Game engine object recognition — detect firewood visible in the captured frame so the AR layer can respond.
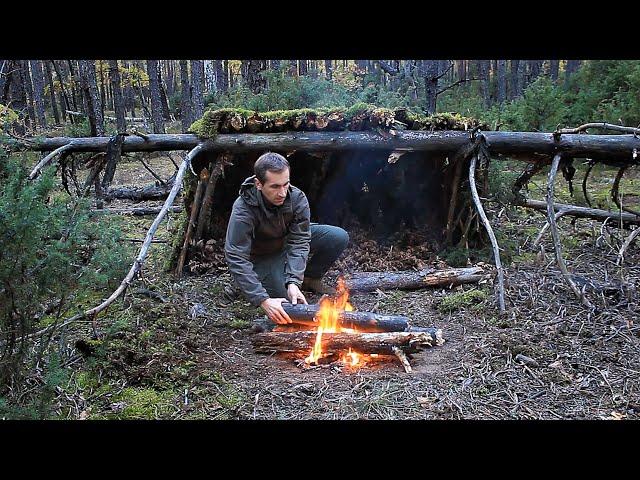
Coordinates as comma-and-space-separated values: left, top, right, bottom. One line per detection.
344, 267, 487, 292
252, 330, 444, 355
279, 303, 409, 332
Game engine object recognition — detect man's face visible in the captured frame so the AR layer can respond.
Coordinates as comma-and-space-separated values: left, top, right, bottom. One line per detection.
255, 168, 290, 206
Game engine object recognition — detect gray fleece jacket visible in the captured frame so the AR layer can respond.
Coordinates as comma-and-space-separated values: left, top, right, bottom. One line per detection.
224, 175, 311, 307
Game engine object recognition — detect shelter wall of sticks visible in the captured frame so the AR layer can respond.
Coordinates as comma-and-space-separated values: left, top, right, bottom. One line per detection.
168, 106, 489, 274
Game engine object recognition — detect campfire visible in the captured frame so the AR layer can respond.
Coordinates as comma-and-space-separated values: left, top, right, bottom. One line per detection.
252, 276, 446, 372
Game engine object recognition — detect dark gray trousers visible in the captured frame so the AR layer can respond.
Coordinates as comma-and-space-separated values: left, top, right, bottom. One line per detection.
251, 224, 349, 299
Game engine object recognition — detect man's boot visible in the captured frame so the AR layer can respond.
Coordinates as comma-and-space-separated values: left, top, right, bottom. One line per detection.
301, 277, 336, 295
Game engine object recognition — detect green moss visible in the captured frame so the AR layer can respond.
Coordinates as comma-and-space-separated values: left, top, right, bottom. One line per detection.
100, 387, 176, 420
438, 288, 489, 313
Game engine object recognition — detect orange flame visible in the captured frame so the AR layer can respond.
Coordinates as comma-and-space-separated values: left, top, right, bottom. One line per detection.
305, 277, 362, 366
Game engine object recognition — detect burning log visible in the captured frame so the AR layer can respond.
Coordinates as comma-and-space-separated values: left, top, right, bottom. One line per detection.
252, 330, 444, 356
345, 267, 487, 292
280, 303, 409, 332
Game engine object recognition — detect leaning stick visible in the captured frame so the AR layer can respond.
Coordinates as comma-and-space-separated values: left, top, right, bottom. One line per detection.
175, 167, 209, 278
84, 144, 203, 323
617, 227, 640, 266
469, 152, 506, 312
29, 143, 74, 180
546, 153, 593, 308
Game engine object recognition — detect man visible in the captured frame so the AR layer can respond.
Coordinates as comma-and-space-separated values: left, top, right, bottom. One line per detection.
224, 152, 349, 324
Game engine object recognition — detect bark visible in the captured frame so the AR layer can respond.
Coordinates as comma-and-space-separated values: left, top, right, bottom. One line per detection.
44, 61, 60, 124
179, 60, 191, 132
298, 60, 307, 76
0, 60, 7, 103
165, 60, 175, 96
527, 60, 543, 85
345, 267, 486, 292
51, 61, 73, 123
270, 59, 281, 71
90, 206, 182, 216
194, 155, 226, 241
565, 60, 581, 87
29, 60, 47, 128
288, 60, 298, 76
146, 60, 165, 134
175, 168, 208, 277
190, 60, 204, 123
278, 303, 410, 332
8, 62, 27, 134
252, 330, 444, 355
222, 60, 229, 91
244, 60, 266, 93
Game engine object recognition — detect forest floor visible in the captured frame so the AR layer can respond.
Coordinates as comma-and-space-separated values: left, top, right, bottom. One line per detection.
23, 154, 640, 420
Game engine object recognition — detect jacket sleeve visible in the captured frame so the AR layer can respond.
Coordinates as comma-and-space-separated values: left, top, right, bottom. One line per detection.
284, 191, 311, 286
224, 200, 270, 307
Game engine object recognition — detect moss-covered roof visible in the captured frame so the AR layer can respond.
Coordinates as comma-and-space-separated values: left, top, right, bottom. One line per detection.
188, 104, 488, 139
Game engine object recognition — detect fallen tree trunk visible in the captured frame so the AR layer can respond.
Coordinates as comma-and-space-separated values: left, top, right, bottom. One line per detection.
89, 206, 183, 216
104, 181, 174, 201
345, 267, 487, 292
279, 303, 409, 332
519, 198, 640, 225
252, 330, 444, 355
13, 131, 640, 161
66, 109, 144, 122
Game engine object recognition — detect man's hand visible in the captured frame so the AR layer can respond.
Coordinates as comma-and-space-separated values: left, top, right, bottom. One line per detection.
260, 298, 292, 324
287, 283, 308, 305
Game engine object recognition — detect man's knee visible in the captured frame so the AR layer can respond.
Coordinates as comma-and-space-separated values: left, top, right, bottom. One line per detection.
335, 227, 349, 251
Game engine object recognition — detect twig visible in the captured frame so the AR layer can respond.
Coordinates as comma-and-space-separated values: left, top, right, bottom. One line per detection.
617, 227, 640, 265
28, 143, 74, 180
546, 153, 593, 308
469, 148, 506, 313
533, 210, 567, 247
392, 346, 412, 373
559, 122, 640, 135
581, 160, 595, 207
137, 156, 167, 185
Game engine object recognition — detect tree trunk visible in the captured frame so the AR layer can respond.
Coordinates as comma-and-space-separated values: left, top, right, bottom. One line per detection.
121, 60, 136, 117
288, 60, 298, 76
164, 60, 175, 96
244, 60, 266, 94
423, 60, 439, 114
252, 331, 443, 355
29, 60, 47, 129
565, 60, 581, 87
0, 60, 7, 103
496, 60, 507, 104
550, 60, 560, 82
510, 60, 521, 99
479, 60, 491, 107
108, 60, 127, 134
51, 61, 73, 123
214, 60, 225, 92
146, 60, 165, 134
79, 60, 104, 136
67, 60, 80, 112
104, 180, 174, 201
222, 60, 229, 91
324, 60, 333, 80
44, 61, 61, 125
20, 60, 36, 129
298, 60, 307, 76
190, 60, 205, 123
270, 59, 281, 71
8, 62, 27, 134
527, 60, 543, 85
179, 60, 191, 132
98, 61, 106, 119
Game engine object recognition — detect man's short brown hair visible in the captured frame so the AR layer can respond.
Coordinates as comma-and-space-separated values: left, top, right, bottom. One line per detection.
254, 152, 290, 183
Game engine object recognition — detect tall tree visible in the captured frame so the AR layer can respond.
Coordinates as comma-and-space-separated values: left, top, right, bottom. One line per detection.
479, 60, 491, 107
190, 60, 205, 123
509, 60, 521, 99
29, 60, 47, 129
180, 60, 191, 132
270, 59, 281, 71
496, 60, 507, 104
550, 60, 560, 82
244, 60, 267, 93
423, 60, 439, 114
565, 60, 581, 87
146, 60, 165, 134
0, 60, 9, 104
9, 62, 27, 134
325, 59, 333, 80
79, 60, 104, 136
215, 60, 226, 93
288, 60, 298, 76
222, 60, 229, 91
20, 61, 36, 129
43, 61, 61, 125
527, 60, 543, 85
298, 60, 308, 76
108, 60, 126, 133
50, 61, 73, 123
